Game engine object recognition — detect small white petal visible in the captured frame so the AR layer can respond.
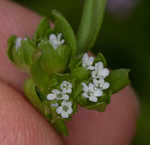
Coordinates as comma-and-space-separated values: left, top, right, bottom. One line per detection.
82, 83, 88, 92
89, 83, 94, 91
100, 68, 110, 78
57, 33, 62, 40
52, 89, 60, 95
88, 66, 95, 70
89, 96, 98, 102
89, 57, 94, 65
51, 103, 58, 107
82, 53, 94, 70
102, 82, 110, 90
61, 112, 69, 118
67, 101, 72, 107
60, 39, 65, 44
62, 100, 71, 106
94, 88, 103, 97
82, 92, 89, 98
82, 53, 88, 62
95, 62, 103, 70
63, 94, 69, 100
56, 107, 63, 114
67, 107, 73, 114
47, 94, 56, 100
49, 33, 65, 49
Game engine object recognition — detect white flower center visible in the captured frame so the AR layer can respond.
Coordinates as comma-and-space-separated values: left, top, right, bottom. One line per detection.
49, 33, 65, 49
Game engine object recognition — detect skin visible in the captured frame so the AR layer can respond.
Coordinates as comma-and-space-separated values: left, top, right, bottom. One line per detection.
0, 0, 139, 145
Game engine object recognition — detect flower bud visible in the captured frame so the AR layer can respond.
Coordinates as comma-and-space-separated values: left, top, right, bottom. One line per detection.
7, 36, 36, 71
38, 40, 71, 75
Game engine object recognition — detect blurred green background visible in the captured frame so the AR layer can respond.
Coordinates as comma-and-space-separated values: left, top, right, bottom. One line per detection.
12, 0, 150, 144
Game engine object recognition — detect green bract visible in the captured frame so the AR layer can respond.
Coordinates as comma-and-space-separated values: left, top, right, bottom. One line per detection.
7, 0, 130, 136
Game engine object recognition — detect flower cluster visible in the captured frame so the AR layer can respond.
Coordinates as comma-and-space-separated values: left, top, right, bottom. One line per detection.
47, 81, 73, 118
7, 9, 130, 136
82, 53, 110, 102
49, 33, 65, 49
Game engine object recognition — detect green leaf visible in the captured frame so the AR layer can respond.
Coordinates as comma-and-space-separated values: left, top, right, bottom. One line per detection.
71, 67, 90, 82
52, 10, 77, 56
94, 52, 107, 66
107, 69, 130, 94
22, 38, 36, 66
54, 119, 68, 136
30, 59, 51, 93
39, 41, 70, 75
85, 102, 107, 112
33, 17, 52, 43
7, 35, 16, 62
77, 0, 107, 53
24, 79, 44, 113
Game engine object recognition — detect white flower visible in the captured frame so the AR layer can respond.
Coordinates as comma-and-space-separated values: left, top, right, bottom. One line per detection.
93, 78, 110, 90
56, 93, 69, 100
49, 33, 65, 49
47, 89, 69, 101
47, 89, 60, 100
82, 83, 103, 102
15, 37, 22, 50
60, 81, 72, 94
92, 62, 110, 79
82, 53, 95, 70
56, 101, 73, 118
51, 103, 59, 108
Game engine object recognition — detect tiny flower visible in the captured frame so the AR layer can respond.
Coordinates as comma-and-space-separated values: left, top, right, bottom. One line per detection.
49, 33, 65, 49
92, 62, 110, 79
93, 78, 110, 90
47, 89, 60, 100
47, 89, 69, 101
56, 101, 73, 118
15, 37, 22, 50
56, 93, 69, 100
82, 53, 95, 70
82, 82, 103, 102
51, 103, 59, 108
60, 81, 72, 94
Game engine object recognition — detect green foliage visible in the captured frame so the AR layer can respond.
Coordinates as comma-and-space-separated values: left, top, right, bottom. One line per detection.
30, 59, 51, 92
22, 38, 36, 66
7, 1, 130, 136
7, 35, 17, 62
71, 67, 90, 81
24, 79, 44, 113
107, 69, 130, 94
34, 17, 52, 43
94, 53, 107, 66
54, 119, 68, 136
39, 41, 70, 75
77, 0, 107, 53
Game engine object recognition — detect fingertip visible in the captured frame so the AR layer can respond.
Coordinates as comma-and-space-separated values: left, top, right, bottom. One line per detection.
64, 86, 139, 145
0, 81, 63, 145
